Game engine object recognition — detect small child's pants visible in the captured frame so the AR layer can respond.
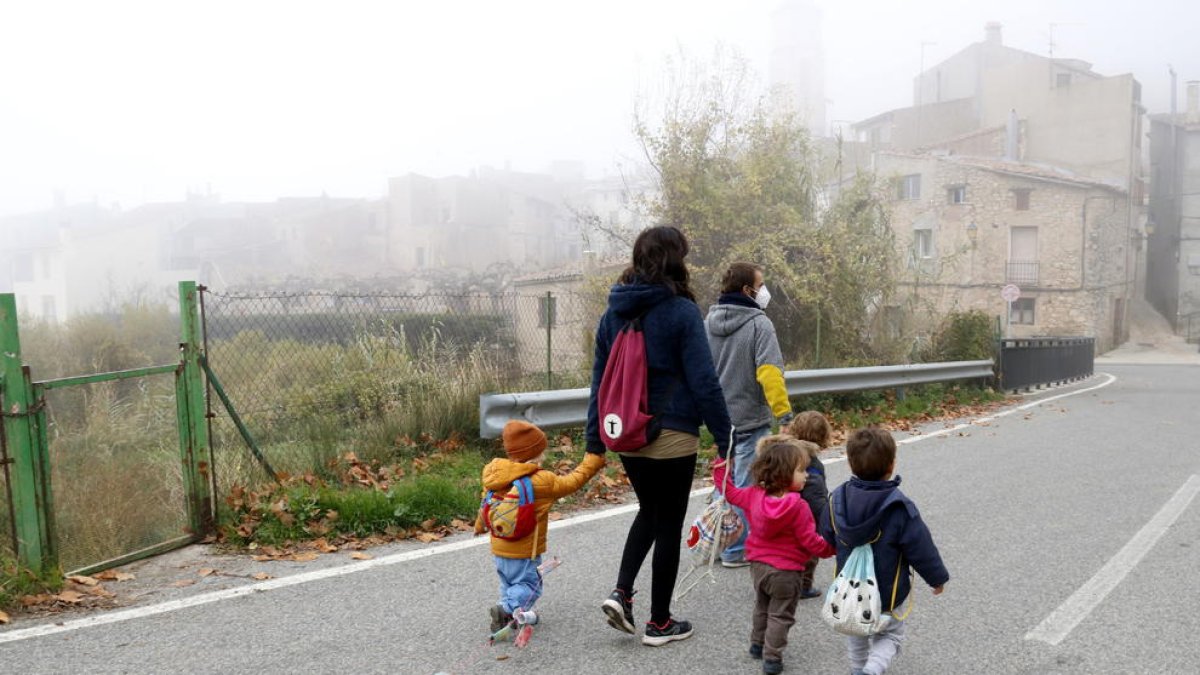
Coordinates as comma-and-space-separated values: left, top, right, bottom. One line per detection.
494, 555, 542, 614
750, 562, 802, 662
799, 556, 818, 591
847, 617, 906, 675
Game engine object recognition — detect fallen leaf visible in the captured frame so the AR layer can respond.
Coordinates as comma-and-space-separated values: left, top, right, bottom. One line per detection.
55, 590, 85, 603
420, 518, 437, 530
548, 512, 564, 521
171, 580, 196, 588
95, 570, 135, 582
252, 572, 272, 580
311, 538, 338, 553
252, 555, 272, 562
350, 552, 373, 561
86, 585, 116, 598
66, 574, 99, 586
415, 532, 440, 543
0, 610, 9, 624
290, 552, 319, 563
496, 655, 510, 661
197, 568, 215, 577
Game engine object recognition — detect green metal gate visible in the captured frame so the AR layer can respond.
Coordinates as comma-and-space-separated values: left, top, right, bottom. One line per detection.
0, 282, 213, 577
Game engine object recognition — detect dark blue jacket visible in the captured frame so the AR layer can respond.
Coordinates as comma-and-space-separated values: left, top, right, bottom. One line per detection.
585, 282, 733, 456
818, 476, 949, 610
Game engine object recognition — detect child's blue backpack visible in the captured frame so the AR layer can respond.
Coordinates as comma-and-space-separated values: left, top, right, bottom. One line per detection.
480, 476, 537, 540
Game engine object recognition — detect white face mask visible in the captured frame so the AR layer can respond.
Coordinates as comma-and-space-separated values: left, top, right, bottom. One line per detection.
753, 284, 771, 310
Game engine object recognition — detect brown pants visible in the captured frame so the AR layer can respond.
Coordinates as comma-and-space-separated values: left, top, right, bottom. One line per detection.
750, 562, 803, 662
800, 556, 818, 592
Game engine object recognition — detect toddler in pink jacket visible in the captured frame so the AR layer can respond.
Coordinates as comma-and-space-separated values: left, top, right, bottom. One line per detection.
713, 434, 835, 675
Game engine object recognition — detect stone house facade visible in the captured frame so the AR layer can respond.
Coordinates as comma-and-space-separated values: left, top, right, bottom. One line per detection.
880, 152, 1132, 353
1146, 81, 1200, 331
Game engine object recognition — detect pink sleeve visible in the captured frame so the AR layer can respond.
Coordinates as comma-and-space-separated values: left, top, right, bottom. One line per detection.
712, 463, 749, 508
794, 500, 835, 558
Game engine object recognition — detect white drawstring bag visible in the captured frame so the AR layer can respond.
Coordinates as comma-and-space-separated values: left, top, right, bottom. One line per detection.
821, 495, 910, 636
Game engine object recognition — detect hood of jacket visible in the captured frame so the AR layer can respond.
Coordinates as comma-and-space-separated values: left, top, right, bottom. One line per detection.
481, 458, 541, 492
830, 475, 913, 547
607, 281, 675, 320
705, 299, 764, 338
755, 492, 809, 539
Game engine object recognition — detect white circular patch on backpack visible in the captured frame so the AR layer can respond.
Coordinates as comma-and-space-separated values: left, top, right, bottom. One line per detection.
602, 413, 624, 439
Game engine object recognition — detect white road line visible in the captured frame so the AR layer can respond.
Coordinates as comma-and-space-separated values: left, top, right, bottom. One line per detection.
0, 374, 1116, 645
895, 373, 1117, 446
1025, 474, 1200, 646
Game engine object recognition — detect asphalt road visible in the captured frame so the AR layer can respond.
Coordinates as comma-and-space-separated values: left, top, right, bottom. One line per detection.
2, 364, 1198, 674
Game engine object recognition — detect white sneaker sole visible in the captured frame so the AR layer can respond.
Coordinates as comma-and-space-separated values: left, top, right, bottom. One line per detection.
641, 628, 694, 646
602, 599, 635, 634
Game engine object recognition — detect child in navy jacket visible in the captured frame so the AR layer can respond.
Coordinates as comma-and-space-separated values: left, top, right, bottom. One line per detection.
819, 428, 949, 675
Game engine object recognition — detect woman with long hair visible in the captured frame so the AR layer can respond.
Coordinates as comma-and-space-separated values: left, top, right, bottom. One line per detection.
585, 225, 732, 646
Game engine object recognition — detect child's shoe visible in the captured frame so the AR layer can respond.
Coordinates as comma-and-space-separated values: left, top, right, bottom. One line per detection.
799, 587, 822, 600
763, 658, 784, 674
489, 605, 512, 633
514, 609, 539, 625
602, 588, 636, 634
749, 643, 763, 660
642, 617, 693, 646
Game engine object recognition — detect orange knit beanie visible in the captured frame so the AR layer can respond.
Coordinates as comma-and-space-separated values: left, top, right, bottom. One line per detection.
502, 420, 547, 462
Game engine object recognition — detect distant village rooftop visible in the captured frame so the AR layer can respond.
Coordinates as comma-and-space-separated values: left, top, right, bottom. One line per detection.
879, 150, 1127, 193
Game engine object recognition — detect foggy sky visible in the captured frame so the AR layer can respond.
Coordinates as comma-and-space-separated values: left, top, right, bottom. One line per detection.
2, 0, 1197, 218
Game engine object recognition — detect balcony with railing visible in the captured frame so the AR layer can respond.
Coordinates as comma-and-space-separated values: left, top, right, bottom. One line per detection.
1006, 260, 1039, 285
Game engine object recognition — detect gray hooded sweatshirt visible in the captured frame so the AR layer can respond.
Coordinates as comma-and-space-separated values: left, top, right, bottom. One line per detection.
705, 300, 790, 431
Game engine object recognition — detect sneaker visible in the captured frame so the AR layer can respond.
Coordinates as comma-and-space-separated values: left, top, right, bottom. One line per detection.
489, 605, 512, 633
602, 588, 636, 634
642, 617, 694, 646
763, 658, 784, 674
799, 587, 822, 600
721, 557, 751, 569
749, 643, 763, 660
514, 609, 539, 625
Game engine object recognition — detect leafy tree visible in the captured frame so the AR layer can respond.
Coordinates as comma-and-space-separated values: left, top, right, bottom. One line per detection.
634, 51, 898, 366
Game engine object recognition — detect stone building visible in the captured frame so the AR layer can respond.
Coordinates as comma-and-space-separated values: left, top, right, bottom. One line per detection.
1146, 81, 1200, 332
847, 23, 1145, 352
856, 22, 1145, 194
509, 257, 623, 379
879, 152, 1131, 353
384, 167, 575, 274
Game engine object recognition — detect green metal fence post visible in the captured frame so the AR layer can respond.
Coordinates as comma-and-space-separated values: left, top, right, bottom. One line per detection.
177, 281, 214, 536
0, 294, 57, 575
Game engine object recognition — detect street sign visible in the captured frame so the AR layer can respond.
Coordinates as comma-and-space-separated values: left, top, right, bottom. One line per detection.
1001, 284, 1021, 303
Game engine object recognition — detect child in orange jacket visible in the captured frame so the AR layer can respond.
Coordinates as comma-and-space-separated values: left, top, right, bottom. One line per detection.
475, 420, 605, 634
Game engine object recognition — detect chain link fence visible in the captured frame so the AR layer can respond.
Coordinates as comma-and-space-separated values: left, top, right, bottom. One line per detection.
42, 376, 191, 572
200, 289, 597, 490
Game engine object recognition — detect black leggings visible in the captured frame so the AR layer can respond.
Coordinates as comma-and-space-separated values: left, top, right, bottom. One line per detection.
616, 453, 697, 624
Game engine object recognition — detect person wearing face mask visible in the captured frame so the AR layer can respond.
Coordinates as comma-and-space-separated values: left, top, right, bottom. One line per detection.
705, 262, 794, 569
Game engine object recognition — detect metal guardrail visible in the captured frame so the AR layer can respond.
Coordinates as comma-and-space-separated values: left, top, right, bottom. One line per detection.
479, 360, 994, 439
997, 337, 1094, 392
